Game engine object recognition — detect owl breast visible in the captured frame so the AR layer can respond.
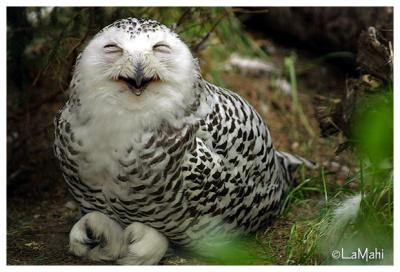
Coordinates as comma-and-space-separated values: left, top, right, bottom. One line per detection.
55, 79, 291, 247
54, 98, 198, 243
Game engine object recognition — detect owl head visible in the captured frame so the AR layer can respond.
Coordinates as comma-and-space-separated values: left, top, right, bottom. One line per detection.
72, 18, 199, 116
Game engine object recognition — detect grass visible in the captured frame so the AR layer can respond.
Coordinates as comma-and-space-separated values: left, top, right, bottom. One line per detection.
284, 88, 393, 265
203, 57, 393, 265
284, 54, 316, 138
274, 165, 392, 265
254, 60, 393, 265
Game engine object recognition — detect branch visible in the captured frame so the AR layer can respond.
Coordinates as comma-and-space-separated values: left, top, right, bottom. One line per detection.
15, 8, 91, 118
191, 13, 225, 53
171, 7, 194, 32
28, 9, 88, 92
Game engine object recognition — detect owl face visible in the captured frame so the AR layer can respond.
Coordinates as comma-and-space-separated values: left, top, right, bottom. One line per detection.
76, 18, 196, 98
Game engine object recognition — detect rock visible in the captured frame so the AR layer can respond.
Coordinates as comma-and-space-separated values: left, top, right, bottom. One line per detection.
322, 161, 349, 180
228, 53, 274, 77
291, 142, 299, 151
322, 161, 340, 172
337, 165, 350, 180
273, 79, 291, 95
65, 200, 78, 211
259, 102, 269, 114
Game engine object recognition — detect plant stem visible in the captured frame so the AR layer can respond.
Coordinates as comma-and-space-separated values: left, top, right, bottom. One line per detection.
321, 167, 328, 206
284, 56, 315, 138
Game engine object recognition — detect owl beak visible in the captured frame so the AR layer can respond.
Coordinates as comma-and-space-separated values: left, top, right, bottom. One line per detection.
118, 76, 154, 96
134, 64, 145, 88
118, 64, 153, 96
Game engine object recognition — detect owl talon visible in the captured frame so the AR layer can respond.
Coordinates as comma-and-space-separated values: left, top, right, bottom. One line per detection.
69, 211, 124, 261
117, 222, 169, 265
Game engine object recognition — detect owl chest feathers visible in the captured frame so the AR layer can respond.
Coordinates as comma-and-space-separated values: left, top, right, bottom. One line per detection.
58, 92, 200, 193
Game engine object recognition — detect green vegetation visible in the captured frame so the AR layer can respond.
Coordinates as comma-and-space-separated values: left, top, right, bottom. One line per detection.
196, 72, 394, 266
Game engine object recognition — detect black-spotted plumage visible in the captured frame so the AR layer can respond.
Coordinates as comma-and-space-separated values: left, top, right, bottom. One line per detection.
54, 17, 312, 248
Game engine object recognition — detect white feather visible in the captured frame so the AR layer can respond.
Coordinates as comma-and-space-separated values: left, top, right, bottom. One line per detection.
319, 194, 362, 253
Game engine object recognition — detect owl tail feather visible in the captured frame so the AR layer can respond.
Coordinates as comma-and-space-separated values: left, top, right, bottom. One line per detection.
276, 151, 318, 173
276, 151, 318, 190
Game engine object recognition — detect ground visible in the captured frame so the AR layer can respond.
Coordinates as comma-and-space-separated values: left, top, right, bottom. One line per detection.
7, 43, 355, 265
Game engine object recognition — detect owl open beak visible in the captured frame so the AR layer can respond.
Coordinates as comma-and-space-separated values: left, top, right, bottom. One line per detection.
118, 75, 153, 96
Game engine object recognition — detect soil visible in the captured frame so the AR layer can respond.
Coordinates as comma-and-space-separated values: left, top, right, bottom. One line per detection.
7, 41, 355, 265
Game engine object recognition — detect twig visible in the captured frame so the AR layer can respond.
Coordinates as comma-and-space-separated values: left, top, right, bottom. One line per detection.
171, 7, 194, 32
15, 8, 90, 118
58, 8, 95, 91
191, 13, 225, 53
66, 8, 94, 59
28, 9, 88, 92
177, 22, 202, 34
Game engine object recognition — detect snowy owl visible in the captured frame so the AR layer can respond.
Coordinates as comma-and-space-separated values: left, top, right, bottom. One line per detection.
54, 17, 314, 265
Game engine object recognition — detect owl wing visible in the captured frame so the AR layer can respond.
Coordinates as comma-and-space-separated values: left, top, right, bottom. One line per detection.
180, 81, 282, 237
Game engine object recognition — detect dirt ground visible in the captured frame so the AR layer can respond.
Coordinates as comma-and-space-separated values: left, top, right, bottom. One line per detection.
7, 42, 355, 265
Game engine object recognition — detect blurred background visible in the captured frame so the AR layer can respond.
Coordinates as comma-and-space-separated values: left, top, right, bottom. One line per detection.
7, 7, 393, 265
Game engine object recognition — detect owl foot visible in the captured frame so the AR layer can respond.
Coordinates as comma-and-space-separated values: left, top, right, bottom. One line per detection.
69, 211, 124, 261
117, 222, 169, 265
